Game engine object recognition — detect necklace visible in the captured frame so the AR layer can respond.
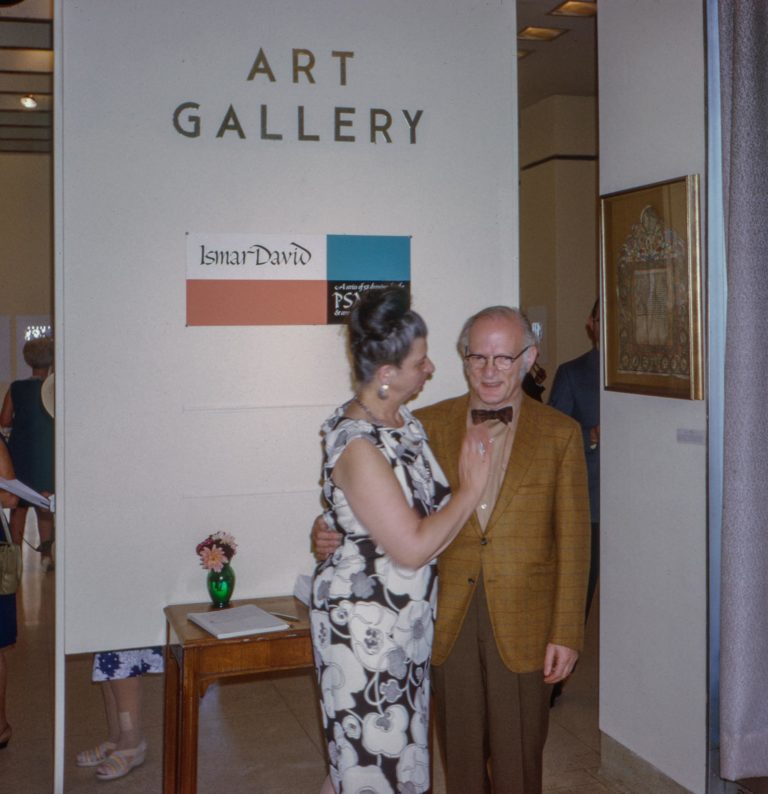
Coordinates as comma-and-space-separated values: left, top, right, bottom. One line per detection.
352, 395, 391, 426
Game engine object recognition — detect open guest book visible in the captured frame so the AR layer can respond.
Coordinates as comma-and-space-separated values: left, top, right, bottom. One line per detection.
187, 604, 290, 639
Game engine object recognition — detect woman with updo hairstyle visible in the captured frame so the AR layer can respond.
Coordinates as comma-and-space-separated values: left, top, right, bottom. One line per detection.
0, 336, 55, 571
310, 287, 491, 794
347, 286, 428, 385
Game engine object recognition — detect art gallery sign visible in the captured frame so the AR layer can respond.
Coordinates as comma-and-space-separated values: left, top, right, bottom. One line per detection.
172, 47, 425, 145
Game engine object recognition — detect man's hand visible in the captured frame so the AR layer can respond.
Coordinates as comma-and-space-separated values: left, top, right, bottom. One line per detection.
543, 643, 579, 684
311, 515, 342, 561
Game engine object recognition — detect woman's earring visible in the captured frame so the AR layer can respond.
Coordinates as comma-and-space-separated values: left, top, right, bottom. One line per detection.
377, 383, 390, 400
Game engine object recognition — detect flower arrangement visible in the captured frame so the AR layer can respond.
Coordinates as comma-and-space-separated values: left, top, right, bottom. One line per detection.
195, 532, 237, 573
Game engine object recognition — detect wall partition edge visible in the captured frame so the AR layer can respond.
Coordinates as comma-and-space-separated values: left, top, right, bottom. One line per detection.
704, 1, 734, 792
53, 1, 65, 791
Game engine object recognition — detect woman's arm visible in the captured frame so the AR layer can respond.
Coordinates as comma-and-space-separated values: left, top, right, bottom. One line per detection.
0, 388, 13, 429
332, 427, 490, 569
0, 440, 18, 509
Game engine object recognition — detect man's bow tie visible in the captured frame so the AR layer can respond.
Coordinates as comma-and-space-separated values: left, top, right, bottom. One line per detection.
471, 406, 514, 425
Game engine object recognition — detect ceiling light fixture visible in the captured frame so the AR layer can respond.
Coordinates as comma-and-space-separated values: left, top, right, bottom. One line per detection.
517, 26, 568, 42
549, 1, 597, 17
20, 94, 38, 110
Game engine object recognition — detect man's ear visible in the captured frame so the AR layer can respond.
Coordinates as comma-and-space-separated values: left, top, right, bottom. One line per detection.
524, 347, 538, 373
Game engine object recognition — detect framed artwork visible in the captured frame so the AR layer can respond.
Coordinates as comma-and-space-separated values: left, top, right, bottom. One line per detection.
600, 174, 703, 399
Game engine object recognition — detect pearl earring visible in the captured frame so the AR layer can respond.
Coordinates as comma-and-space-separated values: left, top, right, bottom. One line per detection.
377, 383, 390, 400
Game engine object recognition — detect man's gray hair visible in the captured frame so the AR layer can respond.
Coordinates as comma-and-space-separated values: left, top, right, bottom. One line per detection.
456, 306, 538, 356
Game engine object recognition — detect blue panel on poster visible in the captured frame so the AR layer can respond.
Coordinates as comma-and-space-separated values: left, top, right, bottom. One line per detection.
326, 235, 410, 280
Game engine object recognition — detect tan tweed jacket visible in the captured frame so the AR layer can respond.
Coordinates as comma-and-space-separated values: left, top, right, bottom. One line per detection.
415, 394, 590, 673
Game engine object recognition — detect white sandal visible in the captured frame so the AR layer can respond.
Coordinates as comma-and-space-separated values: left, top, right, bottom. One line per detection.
76, 741, 116, 767
94, 740, 146, 781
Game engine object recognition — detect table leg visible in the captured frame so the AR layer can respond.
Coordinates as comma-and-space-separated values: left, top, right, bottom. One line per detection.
163, 643, 181, 794
179, 646, 201, 794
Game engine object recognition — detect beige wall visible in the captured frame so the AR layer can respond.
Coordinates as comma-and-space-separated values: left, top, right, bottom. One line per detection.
519, 95, 597, 386
598, 1, 707, 791
0, 153, 53, 390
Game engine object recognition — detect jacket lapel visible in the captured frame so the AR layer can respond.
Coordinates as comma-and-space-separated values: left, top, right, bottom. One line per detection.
486, 397, 537, 533
436, 395, 484, 538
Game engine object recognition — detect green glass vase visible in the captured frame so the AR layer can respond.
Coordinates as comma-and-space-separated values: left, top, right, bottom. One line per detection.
207, 563, 235, 609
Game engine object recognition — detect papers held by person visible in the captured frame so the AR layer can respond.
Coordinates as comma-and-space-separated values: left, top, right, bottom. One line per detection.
0, 477, 52, 511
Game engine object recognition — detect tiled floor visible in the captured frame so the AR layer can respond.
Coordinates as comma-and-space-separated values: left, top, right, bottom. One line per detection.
1, 541, 628, 793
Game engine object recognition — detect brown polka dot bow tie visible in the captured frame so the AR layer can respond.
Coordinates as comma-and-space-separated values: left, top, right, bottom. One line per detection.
470, 406, 514, 425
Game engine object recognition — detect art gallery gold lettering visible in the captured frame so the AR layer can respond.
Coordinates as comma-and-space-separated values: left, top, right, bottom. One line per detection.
216, 105, 245, 139
172, 46, 425, 145
173, 103, 424, 143
297, 106, 320, 142
246, 47, 355, 86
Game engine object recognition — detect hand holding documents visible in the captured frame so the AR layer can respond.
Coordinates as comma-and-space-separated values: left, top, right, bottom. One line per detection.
0, 477, 53, 511
187, 604, 290, 639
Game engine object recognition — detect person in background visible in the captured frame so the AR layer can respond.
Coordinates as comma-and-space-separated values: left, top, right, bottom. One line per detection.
75, 648, 164, 781
548, 300, 600, 620
314, 305, 590, 794
0, 337, 55, 571
311, 287, 490, 794
522, 354, 546, 402
547, 300, 600, 708
0, 436, 19, 750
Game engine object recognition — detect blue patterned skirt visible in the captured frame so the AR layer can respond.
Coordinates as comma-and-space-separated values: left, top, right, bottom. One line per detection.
92, 647, 164, 681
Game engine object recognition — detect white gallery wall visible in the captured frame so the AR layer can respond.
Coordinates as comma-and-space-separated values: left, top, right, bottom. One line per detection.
56, 0, 519, 653
598, 1, 708, 791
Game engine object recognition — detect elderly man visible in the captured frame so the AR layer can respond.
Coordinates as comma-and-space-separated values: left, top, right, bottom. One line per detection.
314, 306, 590, 793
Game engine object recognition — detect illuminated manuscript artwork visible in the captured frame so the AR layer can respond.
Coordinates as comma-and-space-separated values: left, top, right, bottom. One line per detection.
601, 176, 703, 400
617, 205, 688, 375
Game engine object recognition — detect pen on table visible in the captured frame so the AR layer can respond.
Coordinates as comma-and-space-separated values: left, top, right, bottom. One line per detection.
269, 611, 301, 622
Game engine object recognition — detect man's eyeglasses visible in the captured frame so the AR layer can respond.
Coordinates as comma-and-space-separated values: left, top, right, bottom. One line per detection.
463, 346, 532, 371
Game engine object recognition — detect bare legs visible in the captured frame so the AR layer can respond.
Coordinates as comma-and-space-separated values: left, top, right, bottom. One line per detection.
105, 678, 144, 751
8, 506, 26, 546
9, 505, 54, 568
77, 677, 147, 779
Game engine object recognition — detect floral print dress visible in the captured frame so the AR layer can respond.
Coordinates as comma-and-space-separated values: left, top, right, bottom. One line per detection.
311, 404, 451, 794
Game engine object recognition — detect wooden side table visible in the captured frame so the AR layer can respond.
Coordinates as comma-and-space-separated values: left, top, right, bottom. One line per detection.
163, 595, 313, 794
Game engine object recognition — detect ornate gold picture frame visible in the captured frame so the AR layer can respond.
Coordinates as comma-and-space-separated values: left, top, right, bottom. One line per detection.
600, 175, 703, 400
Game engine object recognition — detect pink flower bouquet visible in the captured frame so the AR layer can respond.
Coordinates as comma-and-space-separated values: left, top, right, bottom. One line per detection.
195, 532, 237, 573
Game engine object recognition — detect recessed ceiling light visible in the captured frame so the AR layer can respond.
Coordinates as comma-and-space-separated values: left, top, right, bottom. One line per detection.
20, 94, 38, 109
549, 1, 597, 17
517, 26, 568, 42
518, 49, 533, 60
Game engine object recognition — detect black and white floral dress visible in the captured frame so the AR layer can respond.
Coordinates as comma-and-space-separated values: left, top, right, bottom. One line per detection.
311, 403, 451, 794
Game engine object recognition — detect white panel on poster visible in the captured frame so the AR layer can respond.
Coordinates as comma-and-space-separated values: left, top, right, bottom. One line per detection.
186, 233, 326, 280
